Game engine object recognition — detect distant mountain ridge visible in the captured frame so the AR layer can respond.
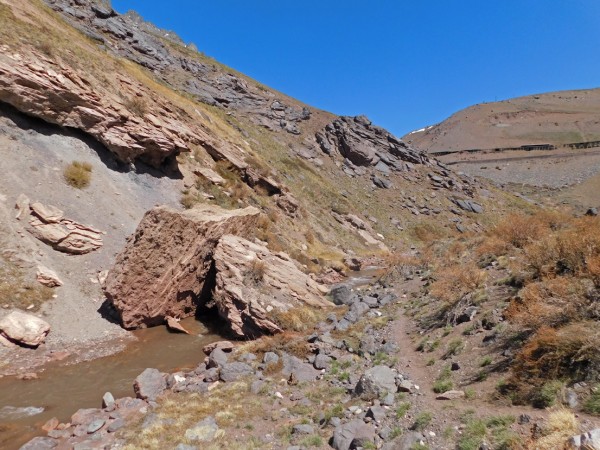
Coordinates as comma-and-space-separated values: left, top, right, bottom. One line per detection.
404, 88, 600, 154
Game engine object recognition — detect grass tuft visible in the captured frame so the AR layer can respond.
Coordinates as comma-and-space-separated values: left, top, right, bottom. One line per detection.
63, 161, 92, 188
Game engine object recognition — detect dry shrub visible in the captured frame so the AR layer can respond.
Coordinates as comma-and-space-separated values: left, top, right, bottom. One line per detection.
270, 306, 320, 333
586, 254, 600, 287
476, 235, 511, 258
248, 259, 266, 283
491, 213, 547, 248
429, 263, 487, 305
533, 407, 579, 450
509, 323, 600, 401
238, 332, 312, 360
63, 161, 92, 188
505, 277, 587, 330
124, 96, 147, 117
411, 222, 446, 243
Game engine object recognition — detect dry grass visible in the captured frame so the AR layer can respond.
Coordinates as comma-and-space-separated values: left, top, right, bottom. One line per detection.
270, 305, 322, 333
429, 263, 487, 306
533, 407, 579, 450
124, 96, 148, 117
120, 382, 263, 450
248, 259, 266, 283
63, 161, 92, 188
236, 332, 313, 360
0, 263, 54, 311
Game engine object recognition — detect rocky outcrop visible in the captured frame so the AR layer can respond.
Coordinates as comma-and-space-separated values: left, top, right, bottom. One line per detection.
212, 234, 330, 337
24, 201, 103, 254
44, 0, 312, 135
316, 115, 430, 169
0, 310, 50, 347
36, 265, 63, 287
103, 204, 261, 329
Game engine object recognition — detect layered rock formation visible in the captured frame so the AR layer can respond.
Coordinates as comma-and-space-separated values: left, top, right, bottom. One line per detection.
18, 199, 104, 254
44, 0, 313, 135
103, 205, 261, 328
212, 235, 330, 337
0, 48, 193, 167
316, 115, 430, 169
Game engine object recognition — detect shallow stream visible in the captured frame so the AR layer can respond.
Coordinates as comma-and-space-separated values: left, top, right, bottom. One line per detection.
0, 268, 384, 449
0, 318, 220, 449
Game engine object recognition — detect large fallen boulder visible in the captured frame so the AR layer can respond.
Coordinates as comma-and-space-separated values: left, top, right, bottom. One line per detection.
0, 310, 50, 347
103, 205, 260, 329
212, 234, 330, 337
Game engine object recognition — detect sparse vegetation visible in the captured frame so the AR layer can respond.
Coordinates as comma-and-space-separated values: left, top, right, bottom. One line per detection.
63, 161, 92, 188
584, 385, 600, 415
124, 96, 148, 117
411, 412, 433, 431
433, 366, 453, 394
0, 262, 54, 311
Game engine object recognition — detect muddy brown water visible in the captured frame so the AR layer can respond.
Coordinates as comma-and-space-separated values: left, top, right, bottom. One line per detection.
0, 269, 384, 449
0, 318, 220, 449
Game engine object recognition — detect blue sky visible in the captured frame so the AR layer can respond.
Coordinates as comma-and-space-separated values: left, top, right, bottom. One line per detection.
112, 1, 600, 136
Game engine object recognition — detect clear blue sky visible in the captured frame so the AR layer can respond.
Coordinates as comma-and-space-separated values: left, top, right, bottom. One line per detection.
111, 1, 600, 136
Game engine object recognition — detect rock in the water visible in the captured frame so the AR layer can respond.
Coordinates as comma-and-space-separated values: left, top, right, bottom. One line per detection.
165, 316, 190, 334
102, 392, 115, 410
103, 205, 261, 329
354, 365, 397, 399
36, 265, 63, 288
134, 368, 166, 401
184, 416, 220, 443
0, 310, 50, 347
332, 419, 375, 450
212, 234, 330, 337
0, 406, 44, 420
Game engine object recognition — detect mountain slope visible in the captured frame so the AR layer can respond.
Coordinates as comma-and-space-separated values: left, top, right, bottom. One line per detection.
405, 88, 600, 153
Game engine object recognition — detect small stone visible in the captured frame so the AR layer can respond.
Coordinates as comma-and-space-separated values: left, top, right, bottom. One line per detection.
292, 424, 314, 435
107, 418, 125, 433
87, 418, 105, 434
41, 417, 59, 432
436, 390, 465, 400
102, 392, 115, 410
185, 416, 220, 442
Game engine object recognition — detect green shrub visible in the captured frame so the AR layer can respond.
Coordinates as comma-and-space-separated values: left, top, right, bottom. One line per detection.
63, 161, 92, 188
531, 380, 563, 408
584, 386, 600, 415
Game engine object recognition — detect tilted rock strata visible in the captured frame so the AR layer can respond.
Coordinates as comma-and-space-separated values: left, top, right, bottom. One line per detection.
212, 234, 330, 337
103, 205, 261, 329
0, 49, 193, 167
316, 115, 430, 169
24, 200, 104, 254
